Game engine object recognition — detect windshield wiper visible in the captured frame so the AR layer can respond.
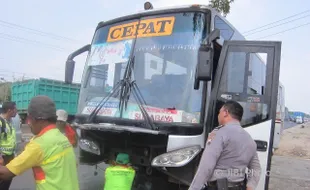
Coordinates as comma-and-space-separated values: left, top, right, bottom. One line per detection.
87, 81, 122, 123
118, 56, 156, 130
87, 56, 156, 130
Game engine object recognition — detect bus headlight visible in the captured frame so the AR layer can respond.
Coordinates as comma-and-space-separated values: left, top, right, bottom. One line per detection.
79, 139, 100, 155
151, 145, 201, 167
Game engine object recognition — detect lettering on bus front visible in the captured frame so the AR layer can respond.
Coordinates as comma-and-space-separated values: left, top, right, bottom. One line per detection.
107, 17, 175, 42
134, 113, 174, 122
86, 107, 114, 116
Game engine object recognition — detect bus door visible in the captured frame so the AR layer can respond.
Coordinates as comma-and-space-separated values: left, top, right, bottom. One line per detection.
207, 40, 281, 190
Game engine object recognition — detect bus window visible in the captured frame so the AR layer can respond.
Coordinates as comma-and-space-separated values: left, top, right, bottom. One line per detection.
248, 53, 267, 95
219, 52, 246, 93
216, 51, 269, 128
144, 53, 164, 80
214, 16, 234, 40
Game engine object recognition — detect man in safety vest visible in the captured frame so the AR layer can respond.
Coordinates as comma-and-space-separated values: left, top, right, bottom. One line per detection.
0, 101, 17, 190
104, 153, 136, 190
56, 109, 77, 147
0, 95, 79, 190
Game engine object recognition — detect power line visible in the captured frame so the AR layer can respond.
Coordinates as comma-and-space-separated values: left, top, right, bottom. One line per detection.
256, 22, 310, 39
243, 9, 310, 34
0, 32, 72, 52
0, 35, 66, 52
0, 69, 39, 78
245, 14, 310, 36
0, 19, 81, 43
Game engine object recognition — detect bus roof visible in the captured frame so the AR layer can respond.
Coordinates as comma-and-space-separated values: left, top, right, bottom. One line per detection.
96, 4, 213, 30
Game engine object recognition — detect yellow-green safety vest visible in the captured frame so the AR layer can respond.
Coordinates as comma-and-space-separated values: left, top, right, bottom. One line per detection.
104, 165, 136, 190
32, 125, 79, 190
0, 117, 16, 155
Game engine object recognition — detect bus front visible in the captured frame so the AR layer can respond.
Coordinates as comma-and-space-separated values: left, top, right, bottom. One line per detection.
65, 7, 212, 189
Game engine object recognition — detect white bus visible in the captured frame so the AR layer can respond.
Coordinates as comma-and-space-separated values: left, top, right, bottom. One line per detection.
65, 3, 282, 190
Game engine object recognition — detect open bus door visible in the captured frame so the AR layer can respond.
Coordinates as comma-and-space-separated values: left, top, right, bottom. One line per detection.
207, 40, 281, 190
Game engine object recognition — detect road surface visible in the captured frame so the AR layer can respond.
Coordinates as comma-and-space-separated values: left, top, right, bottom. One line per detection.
283, 120, 298, 129
9, 122, 309, 189
269, 156, 310, 190
10, 154, 310, 190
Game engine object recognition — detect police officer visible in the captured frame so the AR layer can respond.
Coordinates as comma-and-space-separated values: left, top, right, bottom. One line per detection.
0, 101, 17, 190
189, 100, 261, 190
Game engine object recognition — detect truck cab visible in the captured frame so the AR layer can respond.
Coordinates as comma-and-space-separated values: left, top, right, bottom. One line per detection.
296, 116, 303, 124
65, 4, 282, 190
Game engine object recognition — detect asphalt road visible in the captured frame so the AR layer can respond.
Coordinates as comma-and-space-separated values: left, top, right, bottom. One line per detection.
283, 120, 298, 130
269, 156, 310, 190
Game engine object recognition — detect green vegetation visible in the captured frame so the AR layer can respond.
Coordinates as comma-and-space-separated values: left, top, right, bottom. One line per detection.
209, 0, 235, 17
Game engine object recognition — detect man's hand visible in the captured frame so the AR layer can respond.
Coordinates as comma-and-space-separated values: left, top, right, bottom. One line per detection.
0, 166, 15, 180
246, 186, 253, 190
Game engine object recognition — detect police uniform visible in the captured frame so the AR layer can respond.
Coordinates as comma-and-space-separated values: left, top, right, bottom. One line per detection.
189, 121, 261, 190
0, 115, 16, 190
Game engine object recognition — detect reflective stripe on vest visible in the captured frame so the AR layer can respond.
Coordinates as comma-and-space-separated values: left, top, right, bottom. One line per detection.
0, 119, 16, 155
104, 165, 136, 190
32, 125, 79, 190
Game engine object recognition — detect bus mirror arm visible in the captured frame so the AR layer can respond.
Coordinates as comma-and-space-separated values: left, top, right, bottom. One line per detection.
194, 29, 220, 90
206, 28, 220, 45
65, 44, 91, 84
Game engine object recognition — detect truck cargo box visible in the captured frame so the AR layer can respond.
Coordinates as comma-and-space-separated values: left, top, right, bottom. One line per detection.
11, 78, 80, 121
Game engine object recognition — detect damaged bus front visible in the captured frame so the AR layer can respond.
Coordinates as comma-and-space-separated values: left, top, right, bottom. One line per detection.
65, 6, 212, 189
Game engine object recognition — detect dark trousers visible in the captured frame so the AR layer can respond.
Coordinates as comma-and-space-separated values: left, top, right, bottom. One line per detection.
203, 182, 246, 190
0, 154, 15, 190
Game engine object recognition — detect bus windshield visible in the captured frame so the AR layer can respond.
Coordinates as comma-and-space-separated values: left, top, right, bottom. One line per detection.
80, 12, 208, 124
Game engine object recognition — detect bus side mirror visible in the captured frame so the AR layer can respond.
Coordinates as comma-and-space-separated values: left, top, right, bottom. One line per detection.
194, 29, 220, 90
65, 44, 91, 84
65, 60, 75, 84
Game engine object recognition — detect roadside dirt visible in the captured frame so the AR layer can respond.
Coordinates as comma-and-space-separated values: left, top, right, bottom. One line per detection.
274, 122, 310, 159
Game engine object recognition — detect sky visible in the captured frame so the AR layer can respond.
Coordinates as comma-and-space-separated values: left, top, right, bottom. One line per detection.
0, 0, 309, 113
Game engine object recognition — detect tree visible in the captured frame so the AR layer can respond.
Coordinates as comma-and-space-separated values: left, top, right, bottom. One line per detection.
209, 0, 235, 17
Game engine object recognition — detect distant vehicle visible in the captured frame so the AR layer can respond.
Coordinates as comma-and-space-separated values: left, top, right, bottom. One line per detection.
296, 116, 303, 124
11, 78, 81, 123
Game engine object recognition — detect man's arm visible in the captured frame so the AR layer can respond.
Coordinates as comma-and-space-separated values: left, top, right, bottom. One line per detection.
67, 124, 78, 147
188, 131, 225, 190
0, 166, 15, 180
0, 141, 44, 180
73, 131, 78, 148
246, 152, 261, 190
